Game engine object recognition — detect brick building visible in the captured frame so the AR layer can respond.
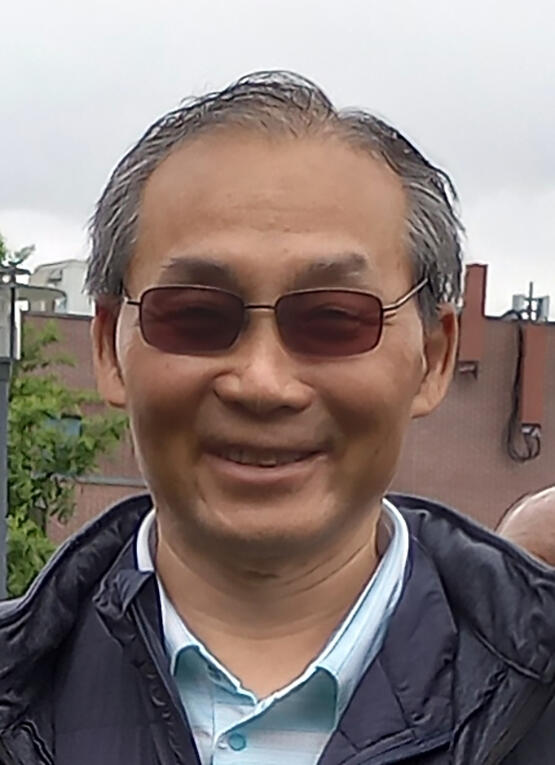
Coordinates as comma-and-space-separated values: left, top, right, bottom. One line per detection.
24, 264, 554, 542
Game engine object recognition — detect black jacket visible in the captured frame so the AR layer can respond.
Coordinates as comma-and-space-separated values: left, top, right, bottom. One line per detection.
0, 493, 554, 764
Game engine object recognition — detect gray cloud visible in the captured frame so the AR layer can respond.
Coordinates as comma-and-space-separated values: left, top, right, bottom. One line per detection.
1, 0, 554, 312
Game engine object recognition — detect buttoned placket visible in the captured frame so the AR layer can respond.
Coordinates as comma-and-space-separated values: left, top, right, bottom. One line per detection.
174, 645, 338, 765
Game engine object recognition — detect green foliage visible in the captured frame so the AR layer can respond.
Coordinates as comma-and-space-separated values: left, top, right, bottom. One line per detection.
0, 232, 35, 268
7, 321, 128, 597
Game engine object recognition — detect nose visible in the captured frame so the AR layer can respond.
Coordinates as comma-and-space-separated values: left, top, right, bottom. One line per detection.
212, 313, 314, 417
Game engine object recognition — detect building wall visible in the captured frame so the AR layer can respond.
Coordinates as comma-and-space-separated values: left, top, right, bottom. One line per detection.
23, 286, 555, 542
392, 318, 555, 528
23, 311, 144, 545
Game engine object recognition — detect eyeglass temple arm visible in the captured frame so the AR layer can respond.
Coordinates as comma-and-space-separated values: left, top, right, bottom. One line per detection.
382, 277, 429, 314
121, 286, 140, 306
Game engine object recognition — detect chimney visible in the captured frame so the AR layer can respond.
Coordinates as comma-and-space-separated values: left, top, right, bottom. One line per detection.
458, 264, 487, 376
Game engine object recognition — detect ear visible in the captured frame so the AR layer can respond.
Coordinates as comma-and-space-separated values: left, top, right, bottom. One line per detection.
91, 299, 127, 409
410, 305, 458, 419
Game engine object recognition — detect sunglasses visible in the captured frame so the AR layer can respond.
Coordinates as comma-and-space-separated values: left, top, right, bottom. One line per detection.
123, 278, 428, 358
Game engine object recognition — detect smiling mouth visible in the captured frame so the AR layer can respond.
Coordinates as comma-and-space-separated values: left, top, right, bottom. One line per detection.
212, 447, 320, 468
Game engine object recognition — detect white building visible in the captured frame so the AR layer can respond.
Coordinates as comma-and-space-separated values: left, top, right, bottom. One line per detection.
29, 259, 92, 315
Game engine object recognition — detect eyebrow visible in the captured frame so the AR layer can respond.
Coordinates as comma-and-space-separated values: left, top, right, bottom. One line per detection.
158, 251, 373, 293
158, 257, 242, 292
286, 252, 372, 291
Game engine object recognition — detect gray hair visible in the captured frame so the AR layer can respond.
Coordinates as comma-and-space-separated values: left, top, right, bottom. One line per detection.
87, 70, 464, 326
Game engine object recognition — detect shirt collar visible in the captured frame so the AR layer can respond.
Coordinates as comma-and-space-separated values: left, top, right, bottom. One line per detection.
136, 498, 409, 717
136, 506, 199, 665
315, 497, 409, 714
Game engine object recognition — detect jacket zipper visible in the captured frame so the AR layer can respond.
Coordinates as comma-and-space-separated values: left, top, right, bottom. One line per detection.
128, 600, 201, 765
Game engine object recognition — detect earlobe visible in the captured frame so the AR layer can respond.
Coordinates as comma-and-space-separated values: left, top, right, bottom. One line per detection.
91, 300, 127, 409
410, 306, 458, 419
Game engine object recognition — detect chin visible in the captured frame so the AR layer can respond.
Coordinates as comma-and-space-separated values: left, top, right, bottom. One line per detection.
190, 494, 357, 564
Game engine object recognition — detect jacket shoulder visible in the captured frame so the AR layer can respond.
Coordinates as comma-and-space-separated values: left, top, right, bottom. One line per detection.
389, 492, 555, 684
0, 493, 152, 732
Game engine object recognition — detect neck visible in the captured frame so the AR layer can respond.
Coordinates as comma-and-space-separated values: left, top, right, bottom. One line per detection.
155, 508, 382, 696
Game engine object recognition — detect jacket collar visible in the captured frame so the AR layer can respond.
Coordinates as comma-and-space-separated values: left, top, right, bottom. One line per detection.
95, 510, 459, 764
88, 518, 456, 765
319, 538, 457, 763
0, 494, 152, 728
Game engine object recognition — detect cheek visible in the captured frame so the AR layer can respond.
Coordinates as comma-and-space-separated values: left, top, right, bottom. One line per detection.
327, 341, 422, 431
323, 341, 423, 485
118, 337, 207, 457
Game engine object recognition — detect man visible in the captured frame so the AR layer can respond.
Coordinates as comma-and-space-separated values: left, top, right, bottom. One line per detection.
1, 71, 554, 764
498, 487, 555, 565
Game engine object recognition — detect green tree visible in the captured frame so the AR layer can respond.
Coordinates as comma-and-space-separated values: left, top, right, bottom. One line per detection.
7, 322, 128, 597
0, 231, 34, 267
1, 235, 128, 596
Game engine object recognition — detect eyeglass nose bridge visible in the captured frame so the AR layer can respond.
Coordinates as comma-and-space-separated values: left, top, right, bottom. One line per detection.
237, 302, 284, 341
243, 302, 279, 312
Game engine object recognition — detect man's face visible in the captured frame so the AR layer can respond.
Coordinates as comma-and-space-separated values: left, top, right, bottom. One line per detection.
93, 131, 456, 560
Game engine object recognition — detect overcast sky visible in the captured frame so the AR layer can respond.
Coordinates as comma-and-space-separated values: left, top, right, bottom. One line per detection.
1, 0, 554, 315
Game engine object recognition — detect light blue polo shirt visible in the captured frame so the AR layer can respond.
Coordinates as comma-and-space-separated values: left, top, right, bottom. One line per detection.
136, 498, 409, 765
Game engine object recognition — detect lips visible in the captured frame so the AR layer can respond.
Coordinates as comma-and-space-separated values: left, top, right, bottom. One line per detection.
202, 439, 325, 469
200, 438, 329, 492
213, 447, 318, 468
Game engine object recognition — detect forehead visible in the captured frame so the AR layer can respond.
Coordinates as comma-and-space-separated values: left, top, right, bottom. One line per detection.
131, 130, 409, 290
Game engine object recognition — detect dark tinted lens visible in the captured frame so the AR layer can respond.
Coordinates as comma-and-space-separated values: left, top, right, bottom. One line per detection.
139, 287, 244, 353
276, 290, 383, 356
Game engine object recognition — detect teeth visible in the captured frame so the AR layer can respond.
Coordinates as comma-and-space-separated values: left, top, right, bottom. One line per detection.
221, 449, 309, 467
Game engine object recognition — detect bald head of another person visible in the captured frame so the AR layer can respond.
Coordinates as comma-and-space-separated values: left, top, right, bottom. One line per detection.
497, 487, 555, 566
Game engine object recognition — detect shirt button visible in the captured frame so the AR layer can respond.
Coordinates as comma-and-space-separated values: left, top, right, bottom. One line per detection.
228, 732, 247, 751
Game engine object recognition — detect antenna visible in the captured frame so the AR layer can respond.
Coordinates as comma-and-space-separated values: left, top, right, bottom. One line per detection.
510, 282, 551, 322
537, 296, 550, 322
